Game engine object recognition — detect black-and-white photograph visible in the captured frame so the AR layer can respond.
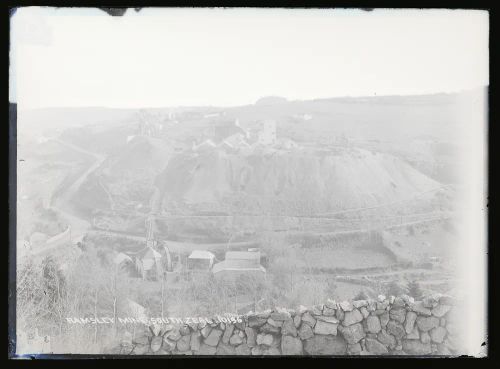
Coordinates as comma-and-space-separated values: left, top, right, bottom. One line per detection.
9, 7, 488, 357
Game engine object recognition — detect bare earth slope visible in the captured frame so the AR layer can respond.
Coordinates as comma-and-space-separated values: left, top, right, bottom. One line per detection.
158, 146, 440, 214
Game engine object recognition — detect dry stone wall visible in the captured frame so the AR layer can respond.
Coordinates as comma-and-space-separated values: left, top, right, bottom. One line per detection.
111, 294, 462, 356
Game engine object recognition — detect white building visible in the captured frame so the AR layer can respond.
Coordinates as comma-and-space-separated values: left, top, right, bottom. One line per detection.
136, 247, 163, 280
187, 250, 216, 271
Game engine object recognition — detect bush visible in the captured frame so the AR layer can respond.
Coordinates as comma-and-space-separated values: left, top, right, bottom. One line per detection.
407, 280, 423, 299
324, 278, 337, 298
353, 290, 369, 300
407, 225, 415, 236
386, 281, 407, 297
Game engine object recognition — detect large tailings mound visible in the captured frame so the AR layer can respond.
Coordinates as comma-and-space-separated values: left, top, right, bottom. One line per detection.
158, 147, 440, 214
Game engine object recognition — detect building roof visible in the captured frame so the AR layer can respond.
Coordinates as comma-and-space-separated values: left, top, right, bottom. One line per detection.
114, 252, 133, 265
141, 247, 162, 260
223, 132, 251, 148
213, 250, 264, 273
188, 250, 216, 260
225, 251, 261, 261
193, 139, 217, 151
218, 140, 235, 150
212, 260, 266, 274
213, 121, 247, 143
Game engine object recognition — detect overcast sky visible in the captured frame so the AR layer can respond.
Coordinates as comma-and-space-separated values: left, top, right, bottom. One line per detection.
10, 7, 489, 109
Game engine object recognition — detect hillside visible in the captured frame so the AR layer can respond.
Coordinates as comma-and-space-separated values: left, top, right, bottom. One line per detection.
157, 146, 440, 215
221, 90, 480, 143
73, 136, 173, 214
40, 89, 484, 222
101, 135, 173, 176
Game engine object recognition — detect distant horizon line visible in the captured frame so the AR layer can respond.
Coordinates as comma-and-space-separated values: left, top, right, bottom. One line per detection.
13, 85, 488, 111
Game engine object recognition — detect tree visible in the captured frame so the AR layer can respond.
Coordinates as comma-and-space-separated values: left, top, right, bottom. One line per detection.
407, 280, 423, 300
386, 281, 407, 297
41, 256, 67, 334
324, 278, 337, 299
17, 259, 45, 336
353, 290, 369, 301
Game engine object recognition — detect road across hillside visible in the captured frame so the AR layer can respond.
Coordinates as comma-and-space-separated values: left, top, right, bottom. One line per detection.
21, 139, 106, 260
50, 139, 106, 241
20, 138, 107, 260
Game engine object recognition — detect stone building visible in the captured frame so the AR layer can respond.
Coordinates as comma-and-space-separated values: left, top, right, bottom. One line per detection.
254, 120, 277, 145
135, 247, 163, 280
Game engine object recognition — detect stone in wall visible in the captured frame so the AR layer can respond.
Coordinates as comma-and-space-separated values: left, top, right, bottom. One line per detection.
261, 323, 280, 334
404, 311, 417, 334
379, 312, 390, 328
432, 304, 451, 318
221, 324, 234, 344
365, 338, 388, 354
216, 343, 235, 355
386, 320, 405, 340
256, 333, 273, 346
314, 320, 338, 335
270, 309, 292, 321
248, 316, 267, 328
200, 325, 212, 338
190, 331, 201, 351
204, 328, 223, 347
229, 333, 244, 345
411, 302, 432, 316
282, 319, 298, 336
339, 323, 365, 344
389, 308, 407, 324
298, 323, 314, 340
235, 343, 251, 355
176, 335, 191, 351
406, 327, 420, 340
366, 316, 381, 333
416, 316, 440, 332
304, 335, 347, 355
360, 307, 369, 319
281, 336, 303, 355
421, 331, 431, 344
343, 309, 363, 326
347, 343, 362, 354
429, 327, 447, 343
293, 315, 302, 328
245, 327, 256, 347
301, 312, 317, 327
197, 343, 217, 355
339, 301, 353, 312
402, 339, 432, 355
377, 329, 396, 349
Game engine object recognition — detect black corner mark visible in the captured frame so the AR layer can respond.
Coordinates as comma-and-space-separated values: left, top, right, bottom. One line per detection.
99, 8, 143, 17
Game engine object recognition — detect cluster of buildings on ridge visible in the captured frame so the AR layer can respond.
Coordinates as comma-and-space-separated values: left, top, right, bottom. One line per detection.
192, 118, 282, 152
126, 108, 302, 153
